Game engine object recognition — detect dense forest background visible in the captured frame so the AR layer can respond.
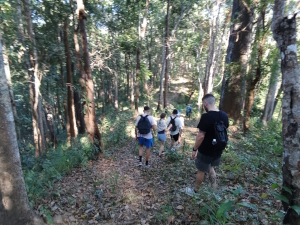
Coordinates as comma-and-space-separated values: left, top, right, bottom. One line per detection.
1, 0, 300, 224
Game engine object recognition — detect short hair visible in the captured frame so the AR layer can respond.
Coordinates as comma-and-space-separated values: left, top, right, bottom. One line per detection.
160, 113, 166, 119
144, 106, 150, 111
202, 94, 215, 105
172, 109, 178, 115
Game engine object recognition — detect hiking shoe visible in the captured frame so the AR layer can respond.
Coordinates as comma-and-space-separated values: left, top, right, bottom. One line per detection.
171, 147, 175, 152
177, 143, 181, 147
138, 162, 142, 167
145, 164, 151, 168
184, 187, 199, 197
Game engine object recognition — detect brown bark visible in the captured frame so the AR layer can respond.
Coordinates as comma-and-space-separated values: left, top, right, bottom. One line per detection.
113, 58, 119, 111
130, 59, 135, 110
77, 0, 102, 149
135, 0, 150, 114
101, 74, 105, 116
219, 0, 254, 124
163, 0, 170, 109
64, 19, 78, 138
272, 1, 300, 223
23, 0, 46, 156
0, 31, 44, 225
243, 12, 269, 133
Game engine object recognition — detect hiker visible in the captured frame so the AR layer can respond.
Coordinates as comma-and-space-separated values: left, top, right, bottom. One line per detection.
186, 104, 192, 119
177, 110, 185, 147
166, 109, 183, 151
186, 94, 228, 195
135, 106, 156, 168
157, 113, 173, 157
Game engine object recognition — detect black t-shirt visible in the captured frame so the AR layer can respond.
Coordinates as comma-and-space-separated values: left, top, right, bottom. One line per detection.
197, 110, 229, 157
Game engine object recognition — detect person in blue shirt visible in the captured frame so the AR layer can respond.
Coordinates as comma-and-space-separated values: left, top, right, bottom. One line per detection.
186, 104, 192, 119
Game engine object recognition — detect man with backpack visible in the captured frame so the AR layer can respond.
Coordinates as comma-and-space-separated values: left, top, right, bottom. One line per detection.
166, 109, 183, 151
186, 104, 192, 119
135, 106, 156, 168
186, 94, 228, 195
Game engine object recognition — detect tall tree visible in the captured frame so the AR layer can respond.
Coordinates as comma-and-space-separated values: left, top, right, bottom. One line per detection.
23, 0, 46, 156
135, 0, 150, 114
64, 19, 78, 138
163, 0, 170, 109
0, 32, 44, 225
271, 0, 300, 224
219, 0, 254, 124
157, 28, 165, 111
243, 8, 269, 133
76, 0, 102, 148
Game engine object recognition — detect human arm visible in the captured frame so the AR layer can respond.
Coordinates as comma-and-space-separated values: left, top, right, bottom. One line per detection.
135, 126, 138, 141
192, 130, 206, 159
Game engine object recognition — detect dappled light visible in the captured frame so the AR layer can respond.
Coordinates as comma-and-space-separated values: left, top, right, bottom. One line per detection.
0, 0, 300, 224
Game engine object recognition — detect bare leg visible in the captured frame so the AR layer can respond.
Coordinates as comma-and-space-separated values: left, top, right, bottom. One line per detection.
194, 170, 205, 192
139, 145, 143, 158
159, 142, 165, 156
171, 139, 175, 148
209, 166, 217, 191
145, 148, 150, 161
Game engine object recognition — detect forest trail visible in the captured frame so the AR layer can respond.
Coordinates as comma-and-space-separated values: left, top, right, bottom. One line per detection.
43, 119, 207, 225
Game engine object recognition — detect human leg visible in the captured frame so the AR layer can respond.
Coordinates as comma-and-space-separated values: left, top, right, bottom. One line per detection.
209, 166, 217, 191
195, 170, 205, 192
159, 142, 165, 156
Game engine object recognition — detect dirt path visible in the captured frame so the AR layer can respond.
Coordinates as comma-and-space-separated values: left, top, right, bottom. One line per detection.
45, 123, 207, 225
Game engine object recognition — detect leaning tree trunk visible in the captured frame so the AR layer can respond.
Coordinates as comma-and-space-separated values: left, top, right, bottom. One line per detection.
77, 0, 102, 148
2, 39, 21, 140
157, 28, 165, 111
64, 19, 78, 138
23, 0, 46, 156
0, 33, 44, 225
272, 0, 300, 224
135, 0, 150, 114
219, 0, 254, 124
163, 0, 170, 109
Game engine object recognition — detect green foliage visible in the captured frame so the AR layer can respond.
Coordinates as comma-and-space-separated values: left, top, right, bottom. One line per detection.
22, 135, 94, 204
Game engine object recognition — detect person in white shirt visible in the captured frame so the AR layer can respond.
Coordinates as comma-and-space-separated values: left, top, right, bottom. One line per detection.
166, 109, 183, 151
157, 113, 172, 157
135, 106, 156, 168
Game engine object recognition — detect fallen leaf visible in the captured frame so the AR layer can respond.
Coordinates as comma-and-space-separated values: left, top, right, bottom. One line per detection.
168, 215, 175, 224
261, 193, 268, 198
176, 205, 184, 210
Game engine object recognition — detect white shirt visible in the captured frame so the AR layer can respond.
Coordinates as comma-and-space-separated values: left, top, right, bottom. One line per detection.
135, 114, 156, 139
166, 115, 182, 135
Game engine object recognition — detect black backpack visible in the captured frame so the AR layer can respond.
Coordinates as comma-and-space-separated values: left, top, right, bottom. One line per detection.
213, 111, 228, 150
137, 115, 152, 134
169, 116, 177, 132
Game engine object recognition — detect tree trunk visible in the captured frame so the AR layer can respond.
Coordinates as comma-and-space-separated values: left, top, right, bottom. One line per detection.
0, 32, 44, 225
261, 63, 281, 125
101, 74, 105, 116
45, 104, 58, 147
131, 67, 135, 110
2, 39, 21, 140
204, 1, 221, 95
219, 0, 254, 124
135, 0, 150, 114
77, 0, 102, 149
113, 58, 118, 111
272, 83, 282, 115
23, 0, 46, 156
157, 28, 165, 111
125, 53, 130, 101
243, 12, 268, 133
74, 91, 85, 134
272, 1, 300, 224
64, 19, 78, 138
163, 0, 170, 109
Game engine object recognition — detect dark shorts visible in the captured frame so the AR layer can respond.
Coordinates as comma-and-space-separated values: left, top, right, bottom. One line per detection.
170, 133, 179, 142
195, 152, 221, 172
138, 137, 153, 148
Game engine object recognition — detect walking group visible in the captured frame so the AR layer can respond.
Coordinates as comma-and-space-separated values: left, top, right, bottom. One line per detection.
135, 94, 229, 194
